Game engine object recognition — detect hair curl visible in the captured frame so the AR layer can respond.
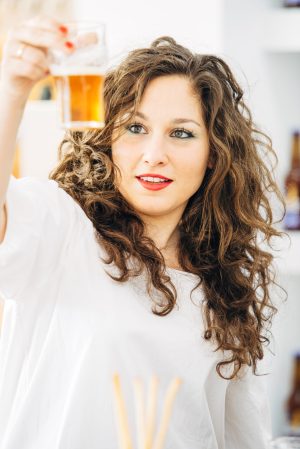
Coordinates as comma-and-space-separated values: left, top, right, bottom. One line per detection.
49, 36, 285, 379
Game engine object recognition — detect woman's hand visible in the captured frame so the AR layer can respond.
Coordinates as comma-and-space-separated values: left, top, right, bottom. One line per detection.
0, 16, 71, 104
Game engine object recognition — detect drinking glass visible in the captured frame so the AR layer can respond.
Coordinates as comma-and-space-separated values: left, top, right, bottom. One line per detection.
49, 21, 107, 129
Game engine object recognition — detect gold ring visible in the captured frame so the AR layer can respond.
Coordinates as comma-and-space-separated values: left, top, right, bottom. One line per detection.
16, 43, 26, 59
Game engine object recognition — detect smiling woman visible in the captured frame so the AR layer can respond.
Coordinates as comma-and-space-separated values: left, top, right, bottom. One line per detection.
111, 75, 210, 249
0, 29, 285, 449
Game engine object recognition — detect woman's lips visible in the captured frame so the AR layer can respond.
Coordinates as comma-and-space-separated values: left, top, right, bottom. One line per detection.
136, 178, 173, 191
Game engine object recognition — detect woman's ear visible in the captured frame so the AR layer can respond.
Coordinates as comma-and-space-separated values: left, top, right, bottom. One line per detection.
207, 159, 213, 169
207, 149, 214, 169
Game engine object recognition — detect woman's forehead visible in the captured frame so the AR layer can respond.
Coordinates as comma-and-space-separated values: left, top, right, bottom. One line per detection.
111, 75, 204, 131
136, 76, 203, 123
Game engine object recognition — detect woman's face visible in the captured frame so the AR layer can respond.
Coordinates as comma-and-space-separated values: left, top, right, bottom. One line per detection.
111, 75, 210, 222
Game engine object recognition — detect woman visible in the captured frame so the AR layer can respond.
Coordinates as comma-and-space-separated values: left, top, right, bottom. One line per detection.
0, 16, 284, 449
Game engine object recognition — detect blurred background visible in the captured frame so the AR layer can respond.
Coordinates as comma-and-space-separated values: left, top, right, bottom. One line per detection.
0, 0, 300, 439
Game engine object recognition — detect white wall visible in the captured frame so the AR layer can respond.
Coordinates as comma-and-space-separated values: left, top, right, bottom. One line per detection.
74, 0, 224, 62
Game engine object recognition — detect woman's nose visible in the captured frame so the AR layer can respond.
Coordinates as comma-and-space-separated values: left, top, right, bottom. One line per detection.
142, 135, 169, 166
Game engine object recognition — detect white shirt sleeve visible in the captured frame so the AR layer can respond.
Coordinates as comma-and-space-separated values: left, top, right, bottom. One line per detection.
0, 176, 86, 302
224, 364, 272, 449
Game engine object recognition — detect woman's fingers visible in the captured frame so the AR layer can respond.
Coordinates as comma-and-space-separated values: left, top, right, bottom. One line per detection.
10, 43, 49, 72
26, 15, 65, 31
12, 24, 68, 52
10, 58, 48, 82
0, 16, 71, 101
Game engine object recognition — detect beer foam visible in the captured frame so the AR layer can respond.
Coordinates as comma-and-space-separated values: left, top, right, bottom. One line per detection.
50, 65, 105, 76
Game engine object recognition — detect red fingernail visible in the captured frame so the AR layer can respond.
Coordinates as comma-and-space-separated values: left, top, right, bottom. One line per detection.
65, 41, 74, 49
59, 25, 68, 34
45, 69, 50, 75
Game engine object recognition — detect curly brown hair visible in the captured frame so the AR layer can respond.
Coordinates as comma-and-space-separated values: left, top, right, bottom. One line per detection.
49, 36, 285, 379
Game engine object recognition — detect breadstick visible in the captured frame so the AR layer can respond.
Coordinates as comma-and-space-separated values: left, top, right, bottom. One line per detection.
112, 373, 133, 449
145, 375, 159, 449
152, 378, 182, 449
133, 378, 146, 449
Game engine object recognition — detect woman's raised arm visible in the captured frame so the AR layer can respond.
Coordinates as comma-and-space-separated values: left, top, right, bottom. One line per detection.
0, 16, 70, 241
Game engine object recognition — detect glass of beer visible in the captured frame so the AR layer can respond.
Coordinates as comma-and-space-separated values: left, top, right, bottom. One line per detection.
49, 21, 107, 129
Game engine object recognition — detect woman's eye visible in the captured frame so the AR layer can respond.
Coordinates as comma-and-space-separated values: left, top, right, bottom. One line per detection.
126, 123, 146, 134
171, 128, 194, 139
125, 124, 194, 138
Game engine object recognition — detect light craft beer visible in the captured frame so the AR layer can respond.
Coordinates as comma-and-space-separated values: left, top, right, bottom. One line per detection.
52, 66, 105, 129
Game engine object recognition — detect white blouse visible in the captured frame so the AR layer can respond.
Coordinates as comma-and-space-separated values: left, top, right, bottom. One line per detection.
0, 176, 272, 449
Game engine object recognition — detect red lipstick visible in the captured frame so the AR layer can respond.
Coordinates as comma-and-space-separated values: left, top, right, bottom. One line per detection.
136, 174, 173, 191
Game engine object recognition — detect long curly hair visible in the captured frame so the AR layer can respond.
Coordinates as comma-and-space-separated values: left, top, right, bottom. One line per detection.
49, 36, 285, 379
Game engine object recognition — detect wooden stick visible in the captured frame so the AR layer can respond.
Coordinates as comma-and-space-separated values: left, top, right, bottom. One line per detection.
145, 375, 159, 449
152, 378, 182, 449
112, 373, 134, 449
133, 378, 146, 449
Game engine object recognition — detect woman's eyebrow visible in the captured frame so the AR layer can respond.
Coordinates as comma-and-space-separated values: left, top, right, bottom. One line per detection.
135, 111, 201, 128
